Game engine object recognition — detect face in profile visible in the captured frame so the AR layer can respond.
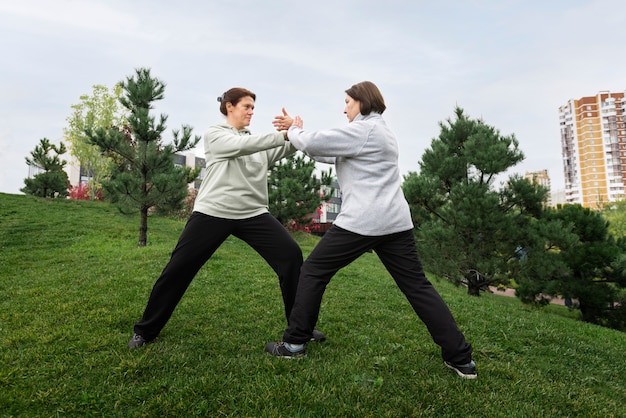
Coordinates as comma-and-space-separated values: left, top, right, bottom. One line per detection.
227, 96, 255, 129
343, 95, 361, 122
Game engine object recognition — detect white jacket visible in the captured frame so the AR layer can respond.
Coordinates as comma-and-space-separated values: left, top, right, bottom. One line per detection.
288, 113, 413, 236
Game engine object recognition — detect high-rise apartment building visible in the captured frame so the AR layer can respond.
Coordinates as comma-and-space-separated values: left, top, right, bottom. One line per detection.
559, 91, 626, 208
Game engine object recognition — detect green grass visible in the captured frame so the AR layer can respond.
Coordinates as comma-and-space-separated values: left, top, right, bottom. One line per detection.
1, 192, 625, 417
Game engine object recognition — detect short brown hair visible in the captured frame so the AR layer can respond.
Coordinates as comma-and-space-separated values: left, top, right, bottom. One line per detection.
345, 81, 386, 115
218, 87, 256, 115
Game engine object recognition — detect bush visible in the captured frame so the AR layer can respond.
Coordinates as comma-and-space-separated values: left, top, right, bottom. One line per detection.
166, 187, 197, 220
68, 183, 103, 201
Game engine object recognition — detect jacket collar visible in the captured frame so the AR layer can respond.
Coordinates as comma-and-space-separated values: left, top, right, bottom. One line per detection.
219, 123, 251, 134
353, 113, 382, 122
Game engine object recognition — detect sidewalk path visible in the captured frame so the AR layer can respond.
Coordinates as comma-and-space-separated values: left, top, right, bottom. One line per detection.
488, 287, 567, 305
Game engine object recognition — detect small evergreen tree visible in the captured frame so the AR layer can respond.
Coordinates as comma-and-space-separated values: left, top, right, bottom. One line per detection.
517, 204, 626, 330
85, 68, 200, 246
21, 138, 70, 198
403, 107, 552, 296
268, 153, 333, 230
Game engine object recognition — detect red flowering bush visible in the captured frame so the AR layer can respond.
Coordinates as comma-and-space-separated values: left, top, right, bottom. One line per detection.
68, 183, 103, 201
286, 206, 323, 233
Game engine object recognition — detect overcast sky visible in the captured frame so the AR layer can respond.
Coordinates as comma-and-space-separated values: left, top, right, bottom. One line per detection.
1, 0, 625, 195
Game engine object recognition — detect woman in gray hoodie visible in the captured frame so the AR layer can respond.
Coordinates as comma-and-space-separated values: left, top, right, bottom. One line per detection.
128, 87, 325, 349
265, 81, 476, 379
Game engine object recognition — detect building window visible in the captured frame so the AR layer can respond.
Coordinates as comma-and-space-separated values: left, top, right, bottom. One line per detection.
173, 154, 186, 167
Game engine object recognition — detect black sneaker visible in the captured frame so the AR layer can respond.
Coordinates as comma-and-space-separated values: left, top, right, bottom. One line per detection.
265, 341, 306, 358
444, 360, 477, 379
128, 333, 150, 349
311, 329, 326, 342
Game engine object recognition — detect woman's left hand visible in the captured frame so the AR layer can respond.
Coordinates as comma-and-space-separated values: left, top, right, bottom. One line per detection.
272, 107, 293, 131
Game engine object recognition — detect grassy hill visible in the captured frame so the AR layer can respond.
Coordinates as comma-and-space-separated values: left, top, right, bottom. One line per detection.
0, 192, 624, 417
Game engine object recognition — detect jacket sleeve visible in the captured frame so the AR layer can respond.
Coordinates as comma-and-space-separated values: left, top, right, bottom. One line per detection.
265, 141, 298, 165
307, 155, 336, 164
287, 122, 370, 158
205, 126, 286, 160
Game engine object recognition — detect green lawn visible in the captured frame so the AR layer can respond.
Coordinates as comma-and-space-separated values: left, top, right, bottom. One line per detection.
1, 193, 624, 417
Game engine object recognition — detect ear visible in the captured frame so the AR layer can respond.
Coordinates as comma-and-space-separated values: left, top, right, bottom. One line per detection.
225, 102, 234, 113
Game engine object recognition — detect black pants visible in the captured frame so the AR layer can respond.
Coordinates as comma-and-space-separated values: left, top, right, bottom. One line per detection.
283, 226, 473, 364
134, 212, 303, 341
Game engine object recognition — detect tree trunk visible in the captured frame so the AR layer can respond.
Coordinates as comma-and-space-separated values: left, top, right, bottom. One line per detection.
138, 207, 148, 247
467, 284, 481, 296
465, 270, 483, 296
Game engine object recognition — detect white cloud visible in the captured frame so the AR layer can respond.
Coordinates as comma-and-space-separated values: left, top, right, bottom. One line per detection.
0, 0, 139, 37
1, 0, 626, 195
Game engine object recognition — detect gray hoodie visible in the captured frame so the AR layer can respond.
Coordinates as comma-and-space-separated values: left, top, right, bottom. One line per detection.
193, 124, 296, 219
287, 113, 413, 236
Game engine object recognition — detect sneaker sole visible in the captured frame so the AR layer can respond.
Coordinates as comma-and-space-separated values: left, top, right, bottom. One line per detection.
272, 353, 305, 359
444, 361, 477, 379
264, 342, 306, 358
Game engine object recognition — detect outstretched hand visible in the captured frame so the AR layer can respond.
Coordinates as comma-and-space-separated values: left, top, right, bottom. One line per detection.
293, 116, 303, 129
272, 108, 293, 131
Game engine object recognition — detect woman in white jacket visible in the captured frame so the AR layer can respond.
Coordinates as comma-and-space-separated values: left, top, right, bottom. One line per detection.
128, 87, 325, 349
265, 81, 476, 379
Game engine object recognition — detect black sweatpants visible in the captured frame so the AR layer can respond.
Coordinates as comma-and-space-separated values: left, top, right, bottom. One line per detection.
283, 225, 473, 364
134, 212, 303, 341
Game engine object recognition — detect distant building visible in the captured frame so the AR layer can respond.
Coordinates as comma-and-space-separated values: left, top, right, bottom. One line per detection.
524, 170, 551, 206
65, 153, 342, 227
172, 152, 206, 189
65, 159, 98, 187
559, 90, 626, 208
551, 189, 566, 207
310, 179, 342, 234
316, 179, 341, 222
65, 151, 205, 190
27, 163, 45, 179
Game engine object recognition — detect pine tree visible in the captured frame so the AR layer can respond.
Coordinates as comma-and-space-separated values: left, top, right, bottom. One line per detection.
21, 138, 70, 198
85, 68, 200, 246
268, 153, 333, 230
516, 204, 626, 330
403, 107, 552, 296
